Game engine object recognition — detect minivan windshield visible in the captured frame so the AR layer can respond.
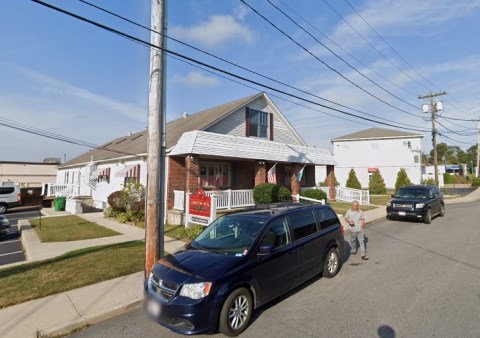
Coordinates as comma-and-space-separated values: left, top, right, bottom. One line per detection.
192, 215, 266, 256
396, 188, 429, 199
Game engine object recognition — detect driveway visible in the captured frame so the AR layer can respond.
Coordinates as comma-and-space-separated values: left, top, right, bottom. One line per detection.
69, 202, 480, 337
0, 208, 40, 266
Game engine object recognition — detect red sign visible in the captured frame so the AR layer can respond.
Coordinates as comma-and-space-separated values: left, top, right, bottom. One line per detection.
189, 189, 211, 218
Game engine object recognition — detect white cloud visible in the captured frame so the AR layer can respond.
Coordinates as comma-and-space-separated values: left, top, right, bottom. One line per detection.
170, 14, 254, 48
233, 5, 249, 21
172, 71, 220, 88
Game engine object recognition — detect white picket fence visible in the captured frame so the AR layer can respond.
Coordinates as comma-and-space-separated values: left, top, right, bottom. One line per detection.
302, 186, 370, 205
174, 189, 255, 211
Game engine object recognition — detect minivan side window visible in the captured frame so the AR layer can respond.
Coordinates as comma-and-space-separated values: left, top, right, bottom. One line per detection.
314, 207, 340, 230
260, 218, 291, 249
287, 211, 317, 240
0, 187, 15, 195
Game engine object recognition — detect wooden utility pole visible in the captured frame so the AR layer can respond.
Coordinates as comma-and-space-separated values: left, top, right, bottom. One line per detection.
145, 0, 167, 279
419, 91, 446, 187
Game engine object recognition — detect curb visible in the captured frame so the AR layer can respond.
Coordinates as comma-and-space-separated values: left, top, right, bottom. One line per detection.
18, 220, 32, 262
37, 299, 144, 338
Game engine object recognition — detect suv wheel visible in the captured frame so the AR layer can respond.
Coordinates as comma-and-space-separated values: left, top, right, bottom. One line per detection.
439, 205, 445, 217
219, 288, 253, 337
323, 248, 340, 278
424, 209, 432, 224
0, 204, 7, 214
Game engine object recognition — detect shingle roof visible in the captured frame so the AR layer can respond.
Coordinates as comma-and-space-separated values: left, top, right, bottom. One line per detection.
331, 128, 424, 142
61, 93, 263, 167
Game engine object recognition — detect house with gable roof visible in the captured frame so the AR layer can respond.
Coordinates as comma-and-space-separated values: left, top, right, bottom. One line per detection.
53, 93, 336, 218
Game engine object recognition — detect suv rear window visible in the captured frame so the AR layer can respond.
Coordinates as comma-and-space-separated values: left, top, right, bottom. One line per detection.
314, 207, 339, 230
0, 187, 15, 195
287, 211, 317, 240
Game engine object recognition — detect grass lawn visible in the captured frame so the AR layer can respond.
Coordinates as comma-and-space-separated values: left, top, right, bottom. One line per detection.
328, 201, 376, 216
0, 241, 145, 309
29, 215, 120, 242
370, 195, 393, 206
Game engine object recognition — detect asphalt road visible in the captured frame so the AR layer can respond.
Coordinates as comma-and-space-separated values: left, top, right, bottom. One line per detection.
0, 209, 40, 266
69, 202, 480, 338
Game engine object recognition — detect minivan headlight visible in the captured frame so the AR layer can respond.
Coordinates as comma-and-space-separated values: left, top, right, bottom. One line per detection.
387, 201, 392, 207
180, 282, 212, 300
415, 203, 425, 209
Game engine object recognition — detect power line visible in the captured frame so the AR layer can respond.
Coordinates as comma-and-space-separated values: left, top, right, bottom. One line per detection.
341, 0, 475, 115
276, 0, 420, 99
265, 0, 420, 114
31, 0, 431, 133
76, 0, 422, 130
240, 0, 423, 118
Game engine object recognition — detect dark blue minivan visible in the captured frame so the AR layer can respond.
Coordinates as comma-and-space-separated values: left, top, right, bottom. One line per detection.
144, 203, 345, 336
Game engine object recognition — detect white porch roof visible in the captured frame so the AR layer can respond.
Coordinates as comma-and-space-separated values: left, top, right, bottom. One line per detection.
169, 131, 336, 165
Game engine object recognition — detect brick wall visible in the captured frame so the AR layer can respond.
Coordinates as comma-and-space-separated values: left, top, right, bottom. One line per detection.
167, 156, 186, 209
254, 161, 266, 186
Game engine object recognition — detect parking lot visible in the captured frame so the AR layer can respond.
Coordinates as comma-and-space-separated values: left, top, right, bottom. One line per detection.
0, 208, 40, 266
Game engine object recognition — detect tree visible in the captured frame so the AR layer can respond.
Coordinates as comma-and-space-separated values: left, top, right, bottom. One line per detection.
346, 169, 361, 189
369, 170, 387, 194
395, 168, 412, 192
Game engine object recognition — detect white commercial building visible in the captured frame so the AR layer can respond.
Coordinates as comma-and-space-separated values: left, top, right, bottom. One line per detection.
332, 128, 423, 189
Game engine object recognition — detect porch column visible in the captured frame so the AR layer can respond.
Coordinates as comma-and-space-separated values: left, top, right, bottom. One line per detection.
254, 161, 267, 186
291, 163, 301, 201
185, 155, 199, 193
326, 165, 336, 200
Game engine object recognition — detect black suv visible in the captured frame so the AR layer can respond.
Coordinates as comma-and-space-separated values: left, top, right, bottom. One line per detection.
145, 203, 345, 336
386, 185, 444, 224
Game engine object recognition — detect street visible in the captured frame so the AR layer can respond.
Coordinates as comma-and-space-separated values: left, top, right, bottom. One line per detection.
69, 202, 480, 338
0, 208, 40, 266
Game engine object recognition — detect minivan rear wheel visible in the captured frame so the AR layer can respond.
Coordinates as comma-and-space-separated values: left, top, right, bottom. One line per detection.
0, 204, 7, 214
439, 205, 445, 217
219, 287, 252, 337
322, 248, 340, 278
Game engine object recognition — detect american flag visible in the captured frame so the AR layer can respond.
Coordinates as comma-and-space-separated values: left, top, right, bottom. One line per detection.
297, 165, 306, 182
267, 163, 277, 183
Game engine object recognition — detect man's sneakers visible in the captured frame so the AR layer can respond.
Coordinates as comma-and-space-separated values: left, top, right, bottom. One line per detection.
351, 250, 357, 255
361, 256, 369, 261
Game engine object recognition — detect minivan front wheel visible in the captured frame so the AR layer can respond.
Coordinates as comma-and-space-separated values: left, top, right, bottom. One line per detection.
323, 248, 340, 278
219, 287, 253, 337
0, 204, 7, 214
424, 209, 432, 224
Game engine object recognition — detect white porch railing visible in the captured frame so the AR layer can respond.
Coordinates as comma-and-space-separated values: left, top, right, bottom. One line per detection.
45, 184, 81, 197
205, 189, 255, 210
302, 186, 370, 205
173, 190, 185, 210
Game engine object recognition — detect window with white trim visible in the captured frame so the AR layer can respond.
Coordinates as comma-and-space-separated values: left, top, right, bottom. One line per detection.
199, 162, 230, 188
249, 109, 269, 139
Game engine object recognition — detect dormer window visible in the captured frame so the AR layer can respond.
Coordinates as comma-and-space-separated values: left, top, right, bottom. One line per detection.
249, 109, 269, 138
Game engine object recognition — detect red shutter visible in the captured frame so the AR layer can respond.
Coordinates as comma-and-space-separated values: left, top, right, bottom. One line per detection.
270, 113, 274, 141
245, 107, 250, 137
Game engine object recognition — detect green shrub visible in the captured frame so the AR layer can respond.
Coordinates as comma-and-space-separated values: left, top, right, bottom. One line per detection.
107, 191, 127, 212
300, 189, 327, 203
116, 213, 129, 224
471, 177, 480, 187
421, 178, 436, 185
443, 173, 453, 184
277, 186, 292, 202
180, 226, 204, 241
395, 169, 412, 192
369, 170, 387, 194
253, 183, 291, 204
346, 169, 361, 189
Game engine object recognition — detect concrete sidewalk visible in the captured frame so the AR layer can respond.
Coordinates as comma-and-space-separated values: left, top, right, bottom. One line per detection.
444, 187, 480, 204
20, 212, 145, 261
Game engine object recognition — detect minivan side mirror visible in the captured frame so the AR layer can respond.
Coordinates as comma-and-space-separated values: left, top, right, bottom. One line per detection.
258, 244, 274, 256
391, 194, 396, 198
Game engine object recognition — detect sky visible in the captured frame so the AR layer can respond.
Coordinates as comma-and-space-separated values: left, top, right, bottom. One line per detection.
1, 0, 480, 162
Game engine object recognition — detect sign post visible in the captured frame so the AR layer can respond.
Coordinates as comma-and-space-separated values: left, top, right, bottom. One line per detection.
185, 189, 216, 227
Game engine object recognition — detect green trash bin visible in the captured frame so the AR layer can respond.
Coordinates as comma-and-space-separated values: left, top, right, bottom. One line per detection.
54, 196, 66, 211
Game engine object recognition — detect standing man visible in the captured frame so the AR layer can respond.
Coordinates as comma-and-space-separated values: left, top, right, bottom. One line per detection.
345, 201, 369, 260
